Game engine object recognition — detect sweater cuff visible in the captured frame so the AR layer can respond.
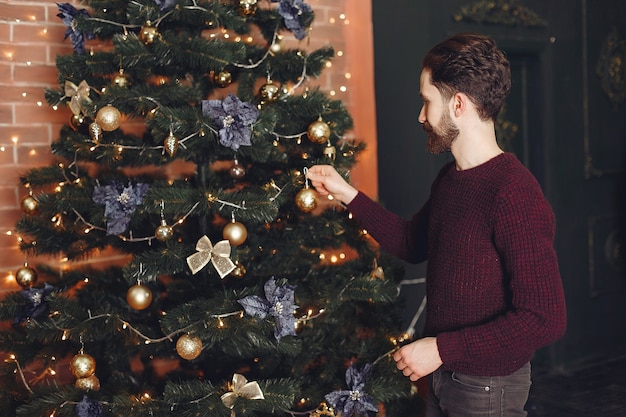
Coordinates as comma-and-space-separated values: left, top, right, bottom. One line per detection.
436, 331, 467, 368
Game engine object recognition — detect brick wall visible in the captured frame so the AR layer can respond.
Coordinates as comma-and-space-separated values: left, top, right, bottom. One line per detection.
0, 0, 377, 291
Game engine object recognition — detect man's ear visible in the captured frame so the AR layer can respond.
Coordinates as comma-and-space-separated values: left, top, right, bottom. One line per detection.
451, 93, 467, 117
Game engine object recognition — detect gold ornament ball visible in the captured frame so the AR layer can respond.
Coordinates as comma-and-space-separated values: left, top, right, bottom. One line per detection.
127, 284, 153, 310
75, 375, 100, 391
223, 221, 247, 246
295, 188, 319, 213
229, 161, 246, 179
307, 120, 331, 144
176, 334, 203, 360
113, 70, 129, 88
95, 105, 122, 131
70, 353, 96, 378
323, 143, 336, 160
238, 0, 258, 16
139, 24, 159, 44
164, 132, 179, 157
88, 121, 103, 144
213, 70, 232, 87
69, 114, 87, 131
230, 260, 246, 278
259, 82, 280, 104
15, 266, 38, 288
155, 220, 174, 242
20, 195, 39, 215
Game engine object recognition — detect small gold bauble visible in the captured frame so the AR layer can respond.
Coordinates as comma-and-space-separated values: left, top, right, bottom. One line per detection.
20, 195, 39, 215
155, 220, 174, 242
323, 142, 336, 160
295, 187, 319, 213
229, 161, 246, 179
75, 374, 100, 391
176, 334, 202, 360
113, 70, 129, 88
69, 114, 87, 131
88, 121, 103, 144
70, 353, 96, 378
95, 105, 122, 131
371, 266, 385, 280
126, 284, 153, 310
15, 266, 38, 288
213, 70, 232, 87
307, 119, 331, 144
230, 260, 246, 278
139, 23, 159, 45
223, 221, 247, 246
259, 82, 280, 104
238, 0, 258, 16
164, 132, 179, 157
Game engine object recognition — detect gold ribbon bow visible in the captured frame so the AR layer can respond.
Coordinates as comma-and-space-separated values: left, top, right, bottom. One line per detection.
186, 235, 236, 278
220, 373, 265, 415
64, 80, 92, 116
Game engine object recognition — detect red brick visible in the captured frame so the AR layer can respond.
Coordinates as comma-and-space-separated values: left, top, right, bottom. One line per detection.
0, 22, 10, 42
0, 104, 13, 124
0, 86, 48, 103
0, 4, 46, 23
16, 144, 54, 166
0, 147, 15, 165
0, 125, 52, 146
0, 186, 19, 209
13, 64, 59, 85
0, 63, 11, 83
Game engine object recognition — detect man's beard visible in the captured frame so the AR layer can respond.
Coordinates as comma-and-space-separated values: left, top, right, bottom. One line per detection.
424, 110, 459, 154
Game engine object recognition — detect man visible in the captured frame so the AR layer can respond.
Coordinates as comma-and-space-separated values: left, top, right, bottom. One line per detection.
306, 33, 566, 416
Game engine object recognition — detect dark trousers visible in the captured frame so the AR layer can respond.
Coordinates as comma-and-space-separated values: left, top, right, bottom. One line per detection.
426, 362, 531, 417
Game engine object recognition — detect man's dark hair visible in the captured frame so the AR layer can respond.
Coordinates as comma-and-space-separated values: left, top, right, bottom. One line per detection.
422, 33, 511, 121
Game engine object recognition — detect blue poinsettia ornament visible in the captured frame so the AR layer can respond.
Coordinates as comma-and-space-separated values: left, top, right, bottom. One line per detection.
75, 395, 103, 417
13, 283, 58, 326
202, 94, 259, 151
56, 3, 94, 54
154, 0, 177, 11
237, 277, 298, 340
325, 364, 379, 417
272, 0, 312, 40
92, 181, 150, 235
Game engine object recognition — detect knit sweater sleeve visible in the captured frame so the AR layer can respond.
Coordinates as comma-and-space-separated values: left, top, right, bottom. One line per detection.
346, 191, 429, 264
436, 182, 567, 374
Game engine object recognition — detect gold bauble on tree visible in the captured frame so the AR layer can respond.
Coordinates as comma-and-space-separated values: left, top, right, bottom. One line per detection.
20, 194, 39, 215
88, 121, 103, 144
295, 187, 319, 213
259, 82, 280, 104
238, 0, 257, 16
139, 22, 159, 44
69, 113, 87, 131
323, 141, 336, 160
176, 334, 203, 360
164, 131, 179, 157
75, 375, 100, 391
307, 118, 331, 144
70, 353, 96, 378
230, 260, 246, 278
126, 283, 153, 310
155, 219, 174, 242
95, 105, 122, 131
223, 219, 247, 246
213, 70, 232, 87
15, 265, 38, 288
113, 69, 129, 88
229, 158, 246, 179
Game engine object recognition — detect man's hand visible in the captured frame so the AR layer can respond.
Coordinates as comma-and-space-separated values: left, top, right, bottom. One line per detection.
393, 337, 443, 381
306, 165, 358, 205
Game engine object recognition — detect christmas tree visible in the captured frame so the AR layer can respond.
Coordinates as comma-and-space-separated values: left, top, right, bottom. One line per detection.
0, 1, 418, 416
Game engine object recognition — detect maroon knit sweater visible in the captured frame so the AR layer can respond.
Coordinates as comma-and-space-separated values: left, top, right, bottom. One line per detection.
347, 153, 566, 376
